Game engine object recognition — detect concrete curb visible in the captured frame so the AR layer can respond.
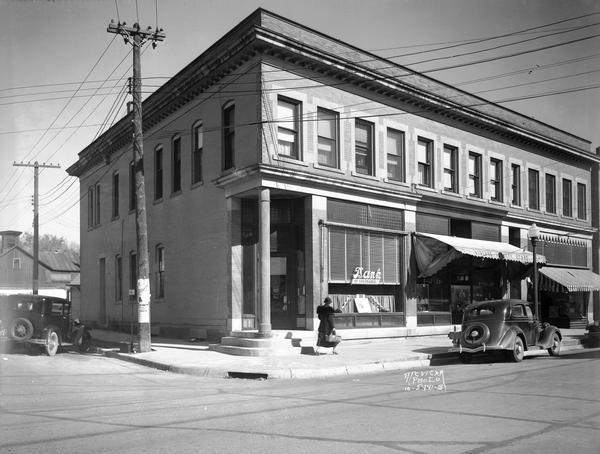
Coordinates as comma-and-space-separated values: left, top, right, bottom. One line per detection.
94, 340, 596, 380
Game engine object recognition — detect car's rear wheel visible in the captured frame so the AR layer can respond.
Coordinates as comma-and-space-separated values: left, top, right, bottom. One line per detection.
458, 352, 472, 364
547, 333, 561, 356
45, 330, 59, 356
9, 318, 34, 342
509, 336, 524, 362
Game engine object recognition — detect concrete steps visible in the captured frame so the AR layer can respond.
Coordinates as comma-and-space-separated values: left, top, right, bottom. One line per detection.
209, 330, 317, 356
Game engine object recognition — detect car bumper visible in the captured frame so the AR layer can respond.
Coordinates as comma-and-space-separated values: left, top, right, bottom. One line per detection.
449, 344, 506, 354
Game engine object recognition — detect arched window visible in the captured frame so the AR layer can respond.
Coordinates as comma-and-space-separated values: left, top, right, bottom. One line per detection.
154, 145, 163, 200
192, 121, 203, 185
172, 135, 182, 193
222, 102, 235, 170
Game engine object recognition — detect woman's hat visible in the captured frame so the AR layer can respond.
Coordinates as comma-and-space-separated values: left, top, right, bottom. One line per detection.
324, 297, 332, 304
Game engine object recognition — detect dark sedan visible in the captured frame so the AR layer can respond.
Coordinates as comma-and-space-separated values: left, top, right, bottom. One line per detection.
449, 299, 561, 363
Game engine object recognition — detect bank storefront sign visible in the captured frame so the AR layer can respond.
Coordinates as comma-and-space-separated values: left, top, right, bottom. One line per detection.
351, 267, 382, 285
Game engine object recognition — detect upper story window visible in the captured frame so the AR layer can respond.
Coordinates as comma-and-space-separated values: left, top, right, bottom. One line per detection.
222, 103, 235, 171
354, 119, 374, 176
277, 97, 301, 159
115, 254, 122, 302
12, 258, 21, 269
386, 128, 405, 182
154, 146, 163, 200
545, 174, 556, 214
317, 107, 338, 168
528, 169, 539, 210
443, 144, 458, 192
417, 137, 433, 187
192, 122, 203, 185
468, 152, 482, 198
129, 251, 137, 299
577, 183, 587, 220
111, 171, 119, 219
490, 158, 503, 202
562, 178, 572, 217
88, 186, 94, 227
172, 136, 182, 193
511, 164, 521, 206
129, 161, 136, 211
88, 183, 101, 227
156, 244, 165, 299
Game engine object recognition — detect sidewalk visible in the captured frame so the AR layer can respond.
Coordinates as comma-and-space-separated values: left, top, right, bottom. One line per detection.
90, 328, 592, 380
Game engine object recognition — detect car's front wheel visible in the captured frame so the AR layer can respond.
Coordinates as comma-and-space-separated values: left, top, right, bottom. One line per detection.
547, 333, 561, 356
45, 330, 59, 356
509, 336, 524, 362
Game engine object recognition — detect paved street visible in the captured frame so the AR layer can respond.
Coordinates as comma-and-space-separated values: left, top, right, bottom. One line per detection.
1, 348, 598, 453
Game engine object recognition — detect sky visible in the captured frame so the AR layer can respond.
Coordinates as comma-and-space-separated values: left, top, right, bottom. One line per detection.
1, 0, 599, 245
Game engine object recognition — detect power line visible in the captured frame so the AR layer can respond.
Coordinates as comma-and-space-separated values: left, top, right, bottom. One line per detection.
405, 21, 600, 67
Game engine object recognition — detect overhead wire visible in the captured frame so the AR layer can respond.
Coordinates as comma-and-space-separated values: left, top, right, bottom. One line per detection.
0, 34, 119, 206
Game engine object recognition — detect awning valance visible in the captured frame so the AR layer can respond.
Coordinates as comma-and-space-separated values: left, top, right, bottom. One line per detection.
413, 233, 545, 278
539, 267, 600, 293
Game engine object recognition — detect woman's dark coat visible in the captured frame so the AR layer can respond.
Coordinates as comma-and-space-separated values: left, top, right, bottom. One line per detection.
317, 303, 340, 347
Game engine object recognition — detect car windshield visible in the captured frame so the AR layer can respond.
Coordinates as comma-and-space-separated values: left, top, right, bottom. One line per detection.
464, 305, 496, 320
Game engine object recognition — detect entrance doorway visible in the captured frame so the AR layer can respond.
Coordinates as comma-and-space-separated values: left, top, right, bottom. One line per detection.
241, 197, 305, 330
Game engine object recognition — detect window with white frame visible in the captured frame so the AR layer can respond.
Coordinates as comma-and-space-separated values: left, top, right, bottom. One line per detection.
545, 174, 556, 214
277, 97, 300, 159
355, 119, 374, 175
192, 122, 203, 185
468, 152, 482, 197
417, 137, 433, 187
12, 258, 21, 269
511, 164, 521, 206
443, 144, 458, 192
317, 107, 338, 168
490, 158, 503, 202
386, 128, 404, 182
577, 183, 586, 220
562, 178, 572, 217
528, 169, 539, 210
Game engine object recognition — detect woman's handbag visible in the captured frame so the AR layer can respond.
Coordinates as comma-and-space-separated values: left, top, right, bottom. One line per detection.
325, 333, 342, 343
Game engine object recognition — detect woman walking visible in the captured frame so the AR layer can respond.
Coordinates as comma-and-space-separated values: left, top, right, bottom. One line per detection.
316, 297, 342, 355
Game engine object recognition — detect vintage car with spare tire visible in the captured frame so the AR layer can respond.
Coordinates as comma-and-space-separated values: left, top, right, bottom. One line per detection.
448, 299, 562, 363
0, 294, 91, 356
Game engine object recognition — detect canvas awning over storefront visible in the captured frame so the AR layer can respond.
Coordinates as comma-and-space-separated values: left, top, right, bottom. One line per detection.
413, 232, 545, 278
539, 266, 600, 293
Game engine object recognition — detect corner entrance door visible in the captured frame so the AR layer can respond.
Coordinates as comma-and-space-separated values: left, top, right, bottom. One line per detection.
270, 254, 295, 329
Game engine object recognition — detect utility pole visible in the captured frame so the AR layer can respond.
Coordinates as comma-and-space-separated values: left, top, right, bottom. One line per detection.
13, 161, 61, 294
107, 20, 165, 353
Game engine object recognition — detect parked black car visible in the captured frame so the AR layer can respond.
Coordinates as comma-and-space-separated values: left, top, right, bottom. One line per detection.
0, 294, 91, 356
448, 299, 561, 363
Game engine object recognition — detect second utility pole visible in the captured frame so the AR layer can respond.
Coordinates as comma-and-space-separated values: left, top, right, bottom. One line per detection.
13, 161, 61, 294
107, 20, 165, 353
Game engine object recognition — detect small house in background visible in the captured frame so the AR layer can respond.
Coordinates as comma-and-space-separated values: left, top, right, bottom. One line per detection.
0, 230, 80, 299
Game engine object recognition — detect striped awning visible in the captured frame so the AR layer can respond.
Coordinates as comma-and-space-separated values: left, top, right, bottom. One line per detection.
415, 233, 545, 263
539, 267, 600, 293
